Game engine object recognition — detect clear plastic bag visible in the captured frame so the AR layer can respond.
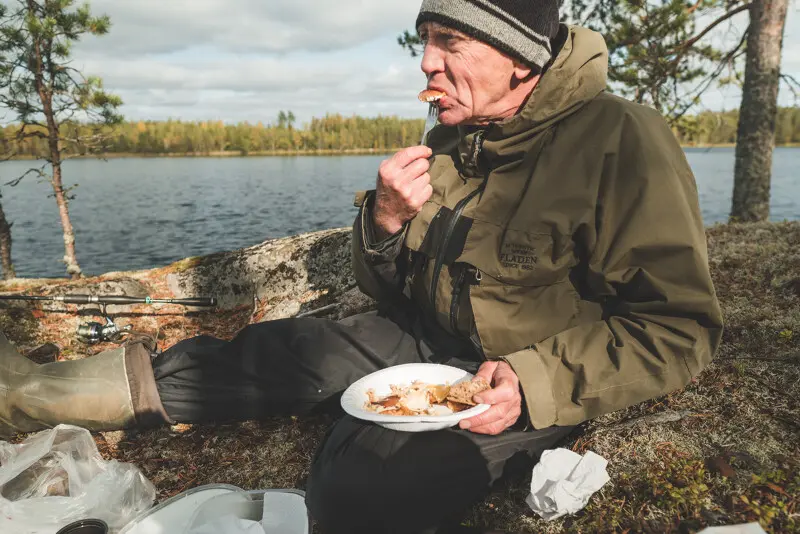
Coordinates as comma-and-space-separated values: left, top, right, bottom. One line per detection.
0, 424, 156, 533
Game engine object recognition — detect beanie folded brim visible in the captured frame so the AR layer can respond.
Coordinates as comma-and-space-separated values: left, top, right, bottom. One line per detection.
416, 0, 558, 70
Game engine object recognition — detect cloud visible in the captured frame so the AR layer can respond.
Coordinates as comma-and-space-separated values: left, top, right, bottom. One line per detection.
73, 0, 421, 56
58, 0, 430, 123
12, 0, 797, 123
90, 52, 426, 124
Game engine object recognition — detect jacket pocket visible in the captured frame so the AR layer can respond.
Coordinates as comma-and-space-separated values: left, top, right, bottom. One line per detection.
457, 220, 575, 287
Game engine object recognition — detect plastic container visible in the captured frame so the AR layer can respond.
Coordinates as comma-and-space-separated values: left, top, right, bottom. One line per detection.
119, 484, 310, 534
56, 518, 109, 534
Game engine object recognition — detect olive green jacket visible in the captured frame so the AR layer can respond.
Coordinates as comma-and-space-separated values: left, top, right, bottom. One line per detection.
352, 25, 723, 429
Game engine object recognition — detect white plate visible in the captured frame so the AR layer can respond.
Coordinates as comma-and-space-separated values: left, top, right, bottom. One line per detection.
340, 363, 490, 432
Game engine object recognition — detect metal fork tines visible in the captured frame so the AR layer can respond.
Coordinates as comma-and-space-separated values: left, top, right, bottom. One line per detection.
421, 103, 440, 146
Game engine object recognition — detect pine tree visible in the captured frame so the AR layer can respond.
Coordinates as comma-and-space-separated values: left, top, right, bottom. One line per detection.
0, 0, 122, 278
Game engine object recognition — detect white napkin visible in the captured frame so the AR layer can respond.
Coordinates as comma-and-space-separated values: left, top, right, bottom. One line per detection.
526, 448, 610, 521
188, 514, 265, 534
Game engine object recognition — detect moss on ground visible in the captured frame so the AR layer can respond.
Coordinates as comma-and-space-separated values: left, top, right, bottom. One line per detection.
4, 221, 799, 533
0, 307, 41, 346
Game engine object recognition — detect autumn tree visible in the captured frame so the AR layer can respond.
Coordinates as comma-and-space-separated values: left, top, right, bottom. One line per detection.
399, 0, 795, 222
0, 0, 122, 278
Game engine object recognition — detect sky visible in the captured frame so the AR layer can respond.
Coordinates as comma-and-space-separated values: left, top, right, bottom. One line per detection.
52, 0, 800, 126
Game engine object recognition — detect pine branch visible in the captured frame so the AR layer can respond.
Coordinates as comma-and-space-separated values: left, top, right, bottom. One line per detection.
673, 3, 751, 54
668, 28, 749, 121
781, 73, 800, 100
4, 164, 47, 187
686, 0, 704, 15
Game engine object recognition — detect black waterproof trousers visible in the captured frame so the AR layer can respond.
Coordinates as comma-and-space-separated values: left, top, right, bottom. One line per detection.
152, 308, 574, 534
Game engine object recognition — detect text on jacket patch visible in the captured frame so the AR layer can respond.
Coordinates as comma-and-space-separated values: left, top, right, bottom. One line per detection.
500, 244, 538, 271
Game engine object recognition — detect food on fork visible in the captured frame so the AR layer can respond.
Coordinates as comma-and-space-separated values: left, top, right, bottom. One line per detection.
364, 377, 490, 416
418, 89, 446, 103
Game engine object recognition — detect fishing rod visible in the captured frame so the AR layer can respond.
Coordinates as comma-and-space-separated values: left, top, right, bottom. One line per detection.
0, 295, 216, 306
0, 294, 216, 345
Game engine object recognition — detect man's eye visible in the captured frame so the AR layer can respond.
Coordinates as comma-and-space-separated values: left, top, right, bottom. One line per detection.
442, 34, 461, 46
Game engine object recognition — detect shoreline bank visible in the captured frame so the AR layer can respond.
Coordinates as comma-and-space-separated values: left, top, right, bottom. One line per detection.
3, 144, 800, 161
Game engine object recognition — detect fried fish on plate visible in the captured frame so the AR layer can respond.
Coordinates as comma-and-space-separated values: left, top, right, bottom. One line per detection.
342, 363, 493, 431
365, 381, 452, 415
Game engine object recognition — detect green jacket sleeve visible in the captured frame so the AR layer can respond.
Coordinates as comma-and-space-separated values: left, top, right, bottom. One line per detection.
351, 190, 408, 301
505, 106, 724, 429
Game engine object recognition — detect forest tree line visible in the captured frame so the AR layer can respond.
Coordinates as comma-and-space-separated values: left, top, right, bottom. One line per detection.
0, 114, 427, 157
1, 107, 798, 158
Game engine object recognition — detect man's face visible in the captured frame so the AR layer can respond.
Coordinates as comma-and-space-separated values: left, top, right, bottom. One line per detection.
418, 22, 523, 126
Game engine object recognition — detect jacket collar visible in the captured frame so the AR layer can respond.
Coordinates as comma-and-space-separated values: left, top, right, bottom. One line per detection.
447, 25, 609, 173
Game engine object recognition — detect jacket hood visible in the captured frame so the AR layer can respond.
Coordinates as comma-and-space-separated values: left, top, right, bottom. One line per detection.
431, 24, 609, 176
505, 25, 608, 133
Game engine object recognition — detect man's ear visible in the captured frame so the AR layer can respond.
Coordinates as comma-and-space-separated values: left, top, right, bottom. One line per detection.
512, 61, 537, 82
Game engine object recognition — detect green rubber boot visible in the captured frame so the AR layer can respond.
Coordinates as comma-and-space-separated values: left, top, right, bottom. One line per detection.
0, 331, 171, 438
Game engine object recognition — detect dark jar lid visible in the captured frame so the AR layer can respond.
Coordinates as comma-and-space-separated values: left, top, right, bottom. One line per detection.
55, 518, 109, 534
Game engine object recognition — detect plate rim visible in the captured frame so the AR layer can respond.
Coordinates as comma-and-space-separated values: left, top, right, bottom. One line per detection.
340, 363, 491, 424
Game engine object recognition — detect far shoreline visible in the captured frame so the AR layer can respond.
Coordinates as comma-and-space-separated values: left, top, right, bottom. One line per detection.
2, 144, 799, 161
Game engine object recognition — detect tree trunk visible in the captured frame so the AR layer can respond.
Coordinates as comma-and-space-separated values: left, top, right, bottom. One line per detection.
27, 0, 83, 279
50, 162, 82, 278
0, 197, 15, 280
730, 0, 790, 222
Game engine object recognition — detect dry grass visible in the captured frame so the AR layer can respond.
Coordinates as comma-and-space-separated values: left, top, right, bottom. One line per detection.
2, 221, 798, 533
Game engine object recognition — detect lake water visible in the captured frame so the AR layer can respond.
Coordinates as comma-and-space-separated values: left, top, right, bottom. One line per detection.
1, 147, 798, 278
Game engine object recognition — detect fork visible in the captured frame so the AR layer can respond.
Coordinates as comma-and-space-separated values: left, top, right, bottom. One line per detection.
420, 103, 439, 146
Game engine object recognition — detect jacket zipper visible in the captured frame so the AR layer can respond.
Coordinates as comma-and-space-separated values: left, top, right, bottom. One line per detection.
449, 266, 481, 335
449, 268, 467, 334
429, 130, 487, 314
429, 185, 484, 313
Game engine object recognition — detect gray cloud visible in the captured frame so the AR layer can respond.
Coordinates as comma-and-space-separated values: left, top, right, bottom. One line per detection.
73, 0, 420, 56
14, 0, 796, 124
87, 52, 427, 125
60, 0, 430, 123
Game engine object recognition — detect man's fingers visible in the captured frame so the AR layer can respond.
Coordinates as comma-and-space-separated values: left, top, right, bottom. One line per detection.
474, 361, 499, 384
391, 145, 433, 168
380, 158, 429, 191
398, 172, 430, 207
467, 412, 517, 435
492, 361, 519, 384
460, 403, 506, 430
409, 183, 433, 209
468, 409, 521, 436
467, 419, 508, 436
473, 381, 515, 405
400, 157, 431, 180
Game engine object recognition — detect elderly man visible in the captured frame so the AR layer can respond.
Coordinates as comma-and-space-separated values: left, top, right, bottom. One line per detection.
0, 0, 723, 532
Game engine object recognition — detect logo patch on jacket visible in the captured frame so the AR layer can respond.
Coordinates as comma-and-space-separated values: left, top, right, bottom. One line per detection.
499, 243, 538, 271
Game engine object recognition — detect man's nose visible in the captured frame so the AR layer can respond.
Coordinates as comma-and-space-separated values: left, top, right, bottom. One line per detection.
420, 42, 444, 78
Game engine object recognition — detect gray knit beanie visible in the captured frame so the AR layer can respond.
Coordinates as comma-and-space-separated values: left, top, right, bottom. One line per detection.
416, 0, 561, 71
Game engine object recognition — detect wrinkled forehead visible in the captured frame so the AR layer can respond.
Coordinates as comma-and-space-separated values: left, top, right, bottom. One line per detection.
417, 21, 474, 41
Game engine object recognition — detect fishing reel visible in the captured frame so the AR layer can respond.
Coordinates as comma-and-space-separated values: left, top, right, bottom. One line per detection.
75, 316, 132, 344
75, 301, 135, 345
